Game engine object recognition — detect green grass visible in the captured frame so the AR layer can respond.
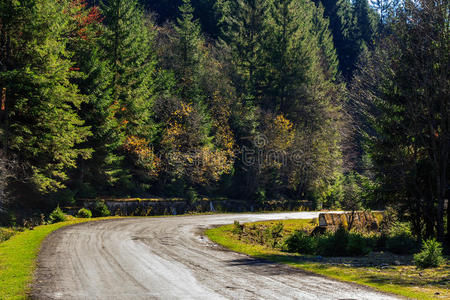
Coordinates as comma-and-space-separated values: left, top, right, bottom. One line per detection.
0, 217, 120, 300
206, 221, 449, 300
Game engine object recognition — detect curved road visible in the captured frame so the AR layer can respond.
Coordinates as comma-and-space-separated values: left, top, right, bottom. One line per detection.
32, 213, 400, 300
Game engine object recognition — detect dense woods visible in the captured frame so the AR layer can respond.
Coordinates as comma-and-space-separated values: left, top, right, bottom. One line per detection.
0, 0, 448, 245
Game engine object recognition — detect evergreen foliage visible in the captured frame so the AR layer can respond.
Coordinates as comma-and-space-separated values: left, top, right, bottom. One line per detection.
0, 0, 91, 195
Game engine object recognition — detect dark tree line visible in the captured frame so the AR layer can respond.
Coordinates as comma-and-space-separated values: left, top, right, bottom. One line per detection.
351, 0, 449, 243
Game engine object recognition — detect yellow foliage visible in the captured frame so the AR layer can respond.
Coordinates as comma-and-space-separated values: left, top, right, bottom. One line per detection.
123, 136, 160, 176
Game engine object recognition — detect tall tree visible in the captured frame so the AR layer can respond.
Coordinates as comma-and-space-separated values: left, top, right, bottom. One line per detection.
66, 0, 123, 196
313, 0, 360, 78
173, 0, 204, 103
100, 0, 158, 191
0, 0, 91, 195
100, 0, 156, 137
353, 0, 378, 49
353, 0, 449, 242
216, 0, 268, 104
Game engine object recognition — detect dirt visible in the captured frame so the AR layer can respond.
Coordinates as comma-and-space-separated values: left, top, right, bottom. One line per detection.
31, 213, 401, 299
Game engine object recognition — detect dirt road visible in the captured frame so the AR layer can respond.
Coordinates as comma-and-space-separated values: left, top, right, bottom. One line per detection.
32, 213, 400, 299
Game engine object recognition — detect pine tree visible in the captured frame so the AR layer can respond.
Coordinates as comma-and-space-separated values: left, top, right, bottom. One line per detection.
217, 0, 268, 104
353, 0, 378, 49
0, 0, 91, 194
173, 0, 204, 103
313, 0, 361, 78
100, 0, 156, 138
66, 0, 122, 196
100, 0, 158, 192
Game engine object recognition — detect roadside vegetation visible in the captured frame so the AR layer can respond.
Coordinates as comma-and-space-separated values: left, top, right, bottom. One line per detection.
206, 217, 449, 300
0, 216, 120, 300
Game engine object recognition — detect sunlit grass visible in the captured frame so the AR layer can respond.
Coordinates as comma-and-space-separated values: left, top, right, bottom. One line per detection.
0, 217, 121, 299
206, 220, 449, 300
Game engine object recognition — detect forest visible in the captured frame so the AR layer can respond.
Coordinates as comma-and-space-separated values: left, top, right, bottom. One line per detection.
0, 0, 448, 245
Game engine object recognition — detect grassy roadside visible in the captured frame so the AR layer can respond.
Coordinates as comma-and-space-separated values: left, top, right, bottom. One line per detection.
205, 221, 449, 300
0, 217, 121, 300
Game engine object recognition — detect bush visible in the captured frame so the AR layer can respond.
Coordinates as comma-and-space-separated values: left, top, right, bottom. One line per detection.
327, 226, 349, 256
77, 208, 92, 219
316, 227, 375, 257
414, 239, 445, 269
347, 233, 372, 256
50, 189, 76, 206
0, 228, 15, 243
270, 222, 284, 240
386, 233, 418, 254
48, 206, 67, 224
232, 220, 244, 235
316, 233, 336, 256
90, 201, 110, 217
385, 221, 418, 254
186, 187, 199, 204
284, 230, 316, 254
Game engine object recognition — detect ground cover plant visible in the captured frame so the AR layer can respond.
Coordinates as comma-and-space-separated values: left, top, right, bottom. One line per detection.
206, 218, 450, 300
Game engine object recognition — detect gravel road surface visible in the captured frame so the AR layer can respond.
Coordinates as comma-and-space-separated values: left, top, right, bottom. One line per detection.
32, 213, 400, 300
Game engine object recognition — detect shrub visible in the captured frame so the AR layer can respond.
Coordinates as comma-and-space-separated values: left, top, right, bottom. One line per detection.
389, 221, 412, 237
386, 233, 418, 254
50, 189, 76, 206
331, 226, 349, 256
186, 187, 199, 204
284, 231, 316, 254
270, 222, 284, 240
232, 220, 244, 235
385, 221, 418, 254
77, 208, 92, 219
0, 228, 15, 243
48, 206, 67, 224
414, 239, 445, 269
346, 233, 372, 256
316, 233, 336, 256
90, 201, 110, 217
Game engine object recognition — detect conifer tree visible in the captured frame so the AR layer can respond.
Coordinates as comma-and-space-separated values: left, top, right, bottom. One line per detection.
0, 0, 91, 194
217, 0, 268, 104
173, 0, 204, 103
353, 0, 378, 49
313, 0, 360, 78
100, 0, 156, 137
100, 0, 159, 191
67, 0, 122, 196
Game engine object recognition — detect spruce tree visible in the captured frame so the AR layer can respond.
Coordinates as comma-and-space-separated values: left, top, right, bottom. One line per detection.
353, 0, 378, 49
100, 0, 158, 192
100, 0, 156, 138
313, 0, 361, 78
0, 0, 91, 194
173, 0, 204, 103
261, 0, 303, 112
67, 0, 122, 196
217, 0, 268, 104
